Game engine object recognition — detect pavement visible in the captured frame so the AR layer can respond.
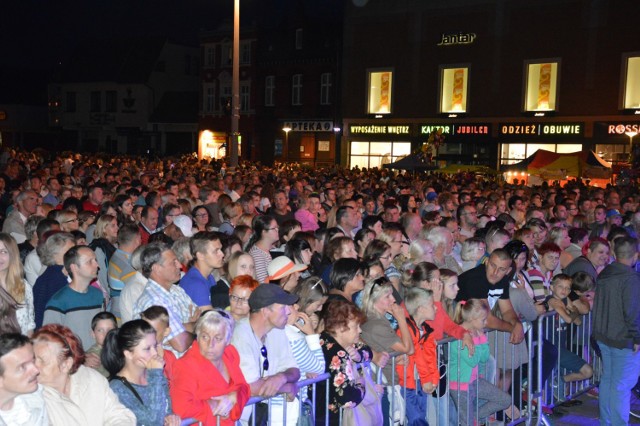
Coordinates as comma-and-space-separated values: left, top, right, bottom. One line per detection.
523, 393, 640, 425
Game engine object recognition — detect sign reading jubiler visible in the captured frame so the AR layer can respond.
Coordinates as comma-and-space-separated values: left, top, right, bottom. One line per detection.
499, 123, 584, 137
420, 124, 490, 136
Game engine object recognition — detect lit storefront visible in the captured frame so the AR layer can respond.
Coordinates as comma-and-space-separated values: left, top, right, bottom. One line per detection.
281, 120, 337, 166
593, 121, 640, 165
498, 122, 584, 165
198, 130, 230, 160
347, 124, 411, 168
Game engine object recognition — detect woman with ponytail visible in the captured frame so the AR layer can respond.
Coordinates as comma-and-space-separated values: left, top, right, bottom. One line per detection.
102, 319, 180, 426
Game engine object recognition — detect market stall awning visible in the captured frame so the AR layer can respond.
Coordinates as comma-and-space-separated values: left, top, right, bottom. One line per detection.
500, 149, 612, 179
438, 164, 499, 175
382, 153, 439, 171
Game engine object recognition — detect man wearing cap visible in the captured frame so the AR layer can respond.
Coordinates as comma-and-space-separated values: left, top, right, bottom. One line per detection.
231, 284, 301, 425
606, 209, 623, 229
172, 215, 194, 238
179, 232, 224, 311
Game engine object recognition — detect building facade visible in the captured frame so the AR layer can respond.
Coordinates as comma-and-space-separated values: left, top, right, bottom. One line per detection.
341, 0, 640, 170
48, 38, 200, 156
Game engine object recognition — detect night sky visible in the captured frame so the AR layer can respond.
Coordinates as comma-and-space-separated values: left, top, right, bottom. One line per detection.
1, 0, 234, 102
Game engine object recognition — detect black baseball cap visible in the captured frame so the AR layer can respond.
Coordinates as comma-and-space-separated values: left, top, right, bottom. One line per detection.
248, 284, 299, 310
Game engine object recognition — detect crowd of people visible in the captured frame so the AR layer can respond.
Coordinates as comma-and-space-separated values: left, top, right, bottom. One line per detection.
0, 148, 638, 426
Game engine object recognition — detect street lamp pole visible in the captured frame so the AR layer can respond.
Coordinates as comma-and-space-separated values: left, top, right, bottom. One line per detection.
626, 130, 637, 164
230, 0, 240, 168
283, 126, 291, 161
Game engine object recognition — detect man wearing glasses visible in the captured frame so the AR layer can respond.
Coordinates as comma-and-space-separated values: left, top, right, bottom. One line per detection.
231, 284, 301, 426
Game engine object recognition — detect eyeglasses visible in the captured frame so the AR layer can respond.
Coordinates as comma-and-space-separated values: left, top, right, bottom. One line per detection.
230, 294, 249, 305
268, 227, 279, 231
195, 213, 209, 218
260, 345, 269, 372
380, 254, 393, 260
64, 218, 79, 223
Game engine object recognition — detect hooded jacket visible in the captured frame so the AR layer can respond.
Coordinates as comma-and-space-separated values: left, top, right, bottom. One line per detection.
592, 261, 640, 349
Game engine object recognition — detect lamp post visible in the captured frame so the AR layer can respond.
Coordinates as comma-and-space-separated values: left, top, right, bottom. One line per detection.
626, 130, 637, 163
229, 0, 240, 168
283, 126, 291, 161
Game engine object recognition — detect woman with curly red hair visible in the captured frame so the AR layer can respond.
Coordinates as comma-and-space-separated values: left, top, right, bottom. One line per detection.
33, 323, 135, 425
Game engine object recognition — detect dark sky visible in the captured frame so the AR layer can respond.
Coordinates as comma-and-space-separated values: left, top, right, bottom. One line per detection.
2, 0, 233, 70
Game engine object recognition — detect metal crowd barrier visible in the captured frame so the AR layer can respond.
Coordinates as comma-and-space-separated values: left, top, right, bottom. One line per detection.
180, 310, 598, 426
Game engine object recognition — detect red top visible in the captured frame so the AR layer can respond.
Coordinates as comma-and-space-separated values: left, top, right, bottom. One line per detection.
171, 341, 250, 425
82, 200, 100, 214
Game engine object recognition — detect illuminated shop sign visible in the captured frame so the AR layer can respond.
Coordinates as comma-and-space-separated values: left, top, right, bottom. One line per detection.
349, 124, 411, 135
606, 123, 640, 135
420, 124, 490, 136
284, 121, 334, 132
437, 32, 477, 46
499, 123, 583, 137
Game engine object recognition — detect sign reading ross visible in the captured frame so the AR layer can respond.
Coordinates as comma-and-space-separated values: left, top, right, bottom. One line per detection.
606, 123, 640, 135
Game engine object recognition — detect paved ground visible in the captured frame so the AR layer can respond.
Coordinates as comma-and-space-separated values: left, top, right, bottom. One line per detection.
525, 394, 640, 425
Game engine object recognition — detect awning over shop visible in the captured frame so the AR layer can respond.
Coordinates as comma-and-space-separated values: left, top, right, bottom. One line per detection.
500, 149, 612, 179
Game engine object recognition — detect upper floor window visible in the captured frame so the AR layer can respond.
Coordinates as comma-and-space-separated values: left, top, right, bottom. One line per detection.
90, 91, 101, 112
205, 46, 215, 67
295, 29, 303, 50
241, 83, 250, 112
265, 76, 275, 106
204, 85, 215, 113
524, 60, 560, 112
240, 42, 251, 65
221, 43, 232, 67
66, 92, 77, 113
320, 73, 332, 105
623, 54, 640, 110
439, 66, 469, 113
367, 70, 393, 114
106, 91, 117, 113
292, 74, 303, 105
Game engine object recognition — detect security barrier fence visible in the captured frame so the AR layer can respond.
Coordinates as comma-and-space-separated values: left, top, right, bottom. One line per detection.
180, 310, 600, 425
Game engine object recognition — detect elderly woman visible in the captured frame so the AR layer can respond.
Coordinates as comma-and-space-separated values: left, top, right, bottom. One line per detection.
33, 323, 136, 425
171, 310, 250, 425
33, 231, 76, 328
58, 209, 80, 233
315, 299, 377, 425
407, 237, 435, 265
102, 319, 180, 425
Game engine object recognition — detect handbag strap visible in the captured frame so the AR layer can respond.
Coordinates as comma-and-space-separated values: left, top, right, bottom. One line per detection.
111, 376, 144, 405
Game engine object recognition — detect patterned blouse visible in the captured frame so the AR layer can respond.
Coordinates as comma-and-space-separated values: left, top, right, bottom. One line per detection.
314, 331, 374, 425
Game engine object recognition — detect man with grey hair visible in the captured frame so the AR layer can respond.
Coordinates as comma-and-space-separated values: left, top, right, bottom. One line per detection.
592, 236, 640, 425
132, 242, 199, 356
2, 190, 38, 243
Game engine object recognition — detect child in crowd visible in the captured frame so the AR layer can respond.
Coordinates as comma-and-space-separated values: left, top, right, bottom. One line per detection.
398, 288, 437, 426
568, 271, 595, 314
85, 311, 118, 377
544, 274, 593, 383
450, 299, 511, 426
439, 268, 459, 320
141, 305, 176, 382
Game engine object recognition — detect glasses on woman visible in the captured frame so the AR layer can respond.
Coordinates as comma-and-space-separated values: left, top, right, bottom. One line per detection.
229, 294, 248, 305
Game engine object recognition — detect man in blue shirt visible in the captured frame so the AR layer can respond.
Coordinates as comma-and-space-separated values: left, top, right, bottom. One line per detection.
179, 231, 225, 311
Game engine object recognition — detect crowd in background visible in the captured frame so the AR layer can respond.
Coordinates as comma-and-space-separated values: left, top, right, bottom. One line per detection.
0, 148, 638, 426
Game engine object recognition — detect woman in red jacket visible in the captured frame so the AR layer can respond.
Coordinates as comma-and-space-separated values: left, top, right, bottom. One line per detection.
170, 310, 250, 425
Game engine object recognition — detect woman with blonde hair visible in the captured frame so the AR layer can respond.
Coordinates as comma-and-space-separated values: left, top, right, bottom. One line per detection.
211, 251, 255, 309
89, 214, 118, 302
0, 233, 35, 335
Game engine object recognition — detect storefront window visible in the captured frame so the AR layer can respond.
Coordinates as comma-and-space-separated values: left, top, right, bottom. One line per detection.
367, 70, 393, 114
595, 144, 629, 164
524, 61, 560, 111
349, 141, 411, 168
500, 143, 582, 165
623, 56, 640, 109
440, 66, 469, 113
